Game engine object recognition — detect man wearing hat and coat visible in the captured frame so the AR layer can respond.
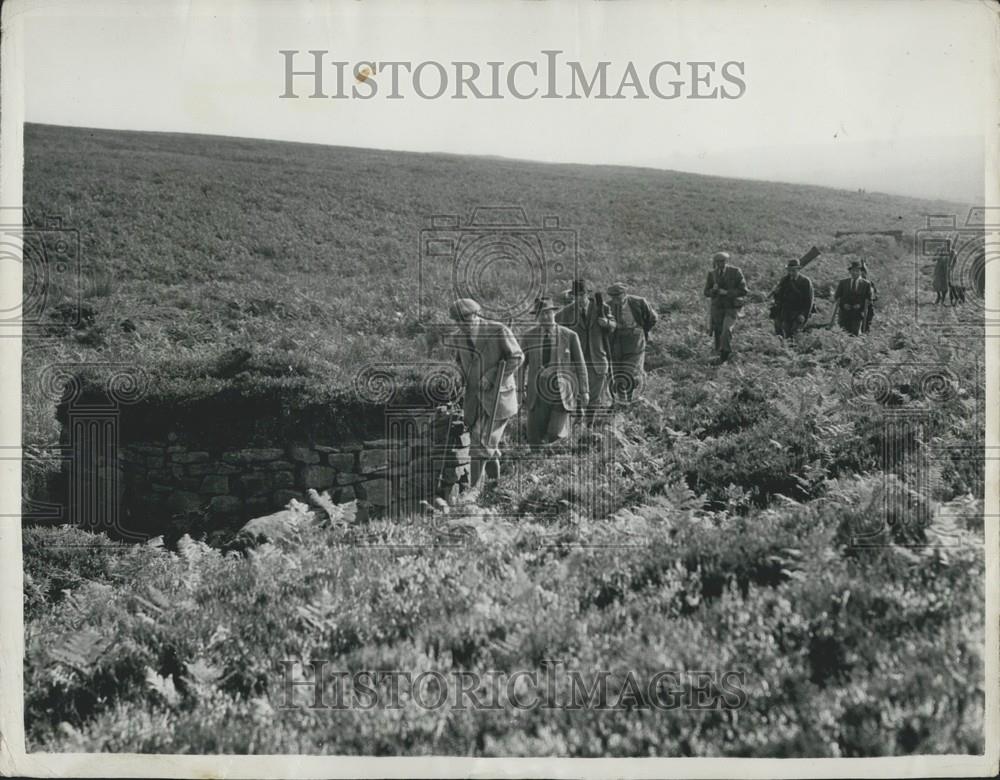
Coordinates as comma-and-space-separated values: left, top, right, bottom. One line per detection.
834, 261, 874, 336
448, 297, 524, 493
704, 251, 748, 362
771, 258, 814, 338
521, 297, 589, 445
556, 279, 616, 418
606, 282, 658, 401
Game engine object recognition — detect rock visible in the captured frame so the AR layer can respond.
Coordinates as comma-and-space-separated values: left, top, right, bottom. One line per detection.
209, 495, 242, 515
199, 475, 229, 495
333, 485, 355, 504
358, 478, 388, 506
166, 490, 203, 514
261, 460, 296, 471
336, 472, 364, 485
298, 465, 336, 490
363, 439, 389, 449
222, 448, 285, 465
187, 462, 239, 476
170, 451, 211, 464
287, 446, 320, 464
358, 448, 387, 473
327, 453, 356, 471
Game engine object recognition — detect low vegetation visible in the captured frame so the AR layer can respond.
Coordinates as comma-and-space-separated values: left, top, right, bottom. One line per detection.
21, 124, 984, 755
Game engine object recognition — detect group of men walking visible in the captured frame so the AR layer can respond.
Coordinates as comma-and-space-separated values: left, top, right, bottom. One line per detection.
446, 252, 879, 498
446, 280, 658, 498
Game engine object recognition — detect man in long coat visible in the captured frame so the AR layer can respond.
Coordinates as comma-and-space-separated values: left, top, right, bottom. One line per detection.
834, 261, 874, 336
556, 278, 615, 419
448, 297, 524, 492
521, 297, 589, 446
703, 251, 748, 362
606, 282, 658, 401
771, 258, 814, 338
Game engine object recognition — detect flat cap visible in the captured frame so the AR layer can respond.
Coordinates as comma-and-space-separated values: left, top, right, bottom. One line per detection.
533, 296, 559, 313
712, 251, 731, 263
786, 259, 800, 268
848, 260, 862, 270
448, 298, 482, 320
607, 282, 628, 295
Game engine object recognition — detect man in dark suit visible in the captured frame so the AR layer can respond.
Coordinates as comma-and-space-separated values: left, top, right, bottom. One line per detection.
703, 251, 748, 363
606, 282, 659, 401
521, 297, 589, 446
556, 278, 616, 419
834, 261, 873, 336
448, 298, 524, 493
771, 258, 814, 338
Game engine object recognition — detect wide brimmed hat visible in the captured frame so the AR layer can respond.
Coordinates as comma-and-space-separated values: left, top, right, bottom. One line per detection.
786, 259, 800, 268
607, 282, 628, 295
570, 278, 589, 294
448, 298, 482, 320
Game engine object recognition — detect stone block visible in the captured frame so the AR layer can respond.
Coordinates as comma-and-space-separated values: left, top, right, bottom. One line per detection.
187, 462, 239, 476
223, 448, 285, 465
299, 465, 336, 490
358, 448, 387, 474
363, 439, 388, 449
333, 485, 355, 504
327, 453, 356, 471
448, 447, 471, 466
166, 445, 187, 453
209, 495, 242, 515
170, 451, 211, 464
171, 464, 186, 480
179, 477, 203, 491
145, 455, 165, 469
200, 475, 229, 495
357, 478, 388, 506
148, 469, 174, 484
262, 460, 295, 471
134, 444, 166, 455
439, 464, 470, 484
246, 497, 270, 517
336, 472, 364, 485
287, 446, 320, 464
271, 471, 295, 489
166, 490, 203, 514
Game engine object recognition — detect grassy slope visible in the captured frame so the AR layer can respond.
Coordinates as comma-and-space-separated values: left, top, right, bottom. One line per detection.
21, 124, 986, 756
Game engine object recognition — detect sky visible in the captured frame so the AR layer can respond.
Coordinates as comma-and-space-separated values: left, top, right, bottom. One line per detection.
8, 0, 996, 203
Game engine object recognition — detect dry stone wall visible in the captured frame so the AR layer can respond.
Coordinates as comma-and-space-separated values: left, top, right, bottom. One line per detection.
118, 408, 471, 530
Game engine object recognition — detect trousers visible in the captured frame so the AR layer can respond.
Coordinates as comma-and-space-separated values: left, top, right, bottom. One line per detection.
709, 307, 738, 353
526, 400, 571, 446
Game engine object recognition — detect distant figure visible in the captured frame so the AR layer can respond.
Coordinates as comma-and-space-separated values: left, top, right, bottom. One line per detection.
521, 297, 589, 446
933, 246, 952, 305
771, 258, 814, 338
834, 261, 873, 336
448, 298, 524, 496
703, 251, 748, 363
556, 278, 616, 419
860, 262, 878, 333
606, 282, 658, 400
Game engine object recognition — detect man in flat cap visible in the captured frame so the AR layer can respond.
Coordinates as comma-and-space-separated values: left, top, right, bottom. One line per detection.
448, 297, 524, 495
834, 261, 873, 336
606, 282, 658, 402
521, 297, 589, 446
704, 251, 748, 362
556, 278, 616, 419
770, 258, 814, 339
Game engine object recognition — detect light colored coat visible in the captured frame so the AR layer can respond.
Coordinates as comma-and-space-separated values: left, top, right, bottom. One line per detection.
452, 319, 524, 426
520, 324, 589, 412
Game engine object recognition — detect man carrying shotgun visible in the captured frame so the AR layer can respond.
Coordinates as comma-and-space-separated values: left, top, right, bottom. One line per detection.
448, 298, 524, 497
556, 278, 616, 420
